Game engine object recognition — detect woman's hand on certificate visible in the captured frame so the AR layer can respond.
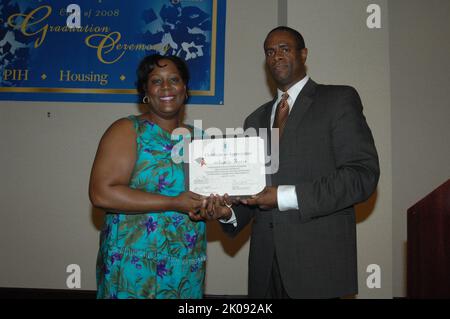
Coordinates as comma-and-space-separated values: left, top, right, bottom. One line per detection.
201, 194, 234, 221
174, 191, 206, 221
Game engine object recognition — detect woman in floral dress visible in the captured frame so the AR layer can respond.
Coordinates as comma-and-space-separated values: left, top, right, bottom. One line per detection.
89, 54, 206, 299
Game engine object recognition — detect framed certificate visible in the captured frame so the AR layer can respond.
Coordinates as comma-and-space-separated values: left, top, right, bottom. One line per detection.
185, 136, 268, 197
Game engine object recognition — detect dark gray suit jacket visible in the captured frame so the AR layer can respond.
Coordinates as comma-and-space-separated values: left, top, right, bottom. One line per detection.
222, 79, 380, 298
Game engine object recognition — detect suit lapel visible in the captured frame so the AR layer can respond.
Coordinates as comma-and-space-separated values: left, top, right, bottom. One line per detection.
259, 98, 275, 153
283, 79, 317, 138
254, 79, 317, 165
260, 99, 275, 130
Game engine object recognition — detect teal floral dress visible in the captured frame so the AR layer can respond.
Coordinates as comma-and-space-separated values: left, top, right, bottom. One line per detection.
96, 115, 206, 299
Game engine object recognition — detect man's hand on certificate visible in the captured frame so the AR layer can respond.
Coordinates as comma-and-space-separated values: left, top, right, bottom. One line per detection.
241, 186, 278, 210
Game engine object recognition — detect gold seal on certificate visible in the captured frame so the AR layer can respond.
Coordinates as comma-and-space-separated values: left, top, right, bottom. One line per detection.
187, 136, 267, 197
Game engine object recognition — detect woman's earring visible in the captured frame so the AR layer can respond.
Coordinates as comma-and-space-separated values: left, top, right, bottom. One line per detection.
143, 95, 150, 104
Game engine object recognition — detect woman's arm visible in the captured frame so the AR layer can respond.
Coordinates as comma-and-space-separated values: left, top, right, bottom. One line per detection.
88, 118, 203, 215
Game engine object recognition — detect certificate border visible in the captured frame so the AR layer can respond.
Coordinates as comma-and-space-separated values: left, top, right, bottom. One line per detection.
184, 135, 271, 198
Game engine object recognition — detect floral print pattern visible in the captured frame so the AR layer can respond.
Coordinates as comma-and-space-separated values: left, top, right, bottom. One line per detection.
96, 115, 206, 299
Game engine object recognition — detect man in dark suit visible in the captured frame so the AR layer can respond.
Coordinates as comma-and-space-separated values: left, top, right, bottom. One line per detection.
204, 26, 380, 299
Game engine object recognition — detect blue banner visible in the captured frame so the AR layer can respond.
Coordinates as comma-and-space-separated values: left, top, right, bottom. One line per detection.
0, 0, 226, 104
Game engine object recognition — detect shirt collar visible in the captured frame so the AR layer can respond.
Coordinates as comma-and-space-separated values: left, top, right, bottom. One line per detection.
276, 75, 310, 110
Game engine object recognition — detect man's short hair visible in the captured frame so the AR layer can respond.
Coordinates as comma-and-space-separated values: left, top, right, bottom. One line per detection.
265, 26, 306, 50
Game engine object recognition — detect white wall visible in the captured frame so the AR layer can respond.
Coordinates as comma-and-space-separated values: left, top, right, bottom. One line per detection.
389, 0, 450, 297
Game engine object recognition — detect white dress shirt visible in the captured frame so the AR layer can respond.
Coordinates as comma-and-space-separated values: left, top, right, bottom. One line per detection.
220, 76, 310, 225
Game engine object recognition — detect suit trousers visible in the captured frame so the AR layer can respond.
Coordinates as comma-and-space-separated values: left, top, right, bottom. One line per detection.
265, 252, 290, 299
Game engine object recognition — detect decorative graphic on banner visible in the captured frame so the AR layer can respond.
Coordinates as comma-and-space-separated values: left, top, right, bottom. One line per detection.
0, 0, 226, 104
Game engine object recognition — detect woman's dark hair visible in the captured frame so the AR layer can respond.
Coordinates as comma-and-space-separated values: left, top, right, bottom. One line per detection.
136, 54, 189, 97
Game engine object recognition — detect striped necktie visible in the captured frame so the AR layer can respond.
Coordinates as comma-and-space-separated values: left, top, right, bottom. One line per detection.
273, 92, 290, 138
